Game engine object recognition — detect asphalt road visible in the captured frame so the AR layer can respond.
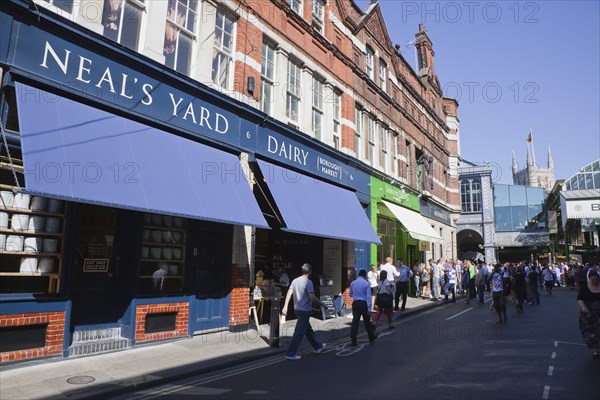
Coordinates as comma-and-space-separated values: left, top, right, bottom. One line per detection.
113, 288, 600, 400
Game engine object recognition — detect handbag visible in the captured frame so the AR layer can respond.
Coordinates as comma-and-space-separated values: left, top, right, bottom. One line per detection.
421, 271, 430, 283
375, 283, 393, 308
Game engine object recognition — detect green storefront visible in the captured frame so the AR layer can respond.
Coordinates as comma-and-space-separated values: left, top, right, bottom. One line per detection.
370, 177, 444, 269
370, 178, 420, 268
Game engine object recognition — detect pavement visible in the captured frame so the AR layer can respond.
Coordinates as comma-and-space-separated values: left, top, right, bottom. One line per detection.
0, 294, 447, 399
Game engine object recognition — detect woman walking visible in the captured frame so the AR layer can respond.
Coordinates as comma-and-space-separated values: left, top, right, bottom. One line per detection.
373, 270, 395, 329
577, 269, 600, 359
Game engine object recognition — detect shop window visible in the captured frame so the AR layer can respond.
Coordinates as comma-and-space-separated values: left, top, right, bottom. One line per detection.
260, 40, 276, 114
163, 0, 198, 75
212, 9, 236, 89
139, 213, 186, 294
102, 0, 145, 51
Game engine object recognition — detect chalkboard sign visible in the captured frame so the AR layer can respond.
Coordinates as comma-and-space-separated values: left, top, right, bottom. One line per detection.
83, 258, 109, 272
320, 295, 337, 319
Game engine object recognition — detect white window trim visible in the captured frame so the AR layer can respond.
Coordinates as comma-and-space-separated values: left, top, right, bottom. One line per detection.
212, 9, 236, 89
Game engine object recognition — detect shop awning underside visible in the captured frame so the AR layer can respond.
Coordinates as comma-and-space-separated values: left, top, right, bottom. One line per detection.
257, 159, 380, 244
560, 190, 600, 225
14, 83, 269, 228
381, 200, 443, 244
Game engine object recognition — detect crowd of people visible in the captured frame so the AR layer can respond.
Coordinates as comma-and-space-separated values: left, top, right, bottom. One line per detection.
358, 257, 600, 359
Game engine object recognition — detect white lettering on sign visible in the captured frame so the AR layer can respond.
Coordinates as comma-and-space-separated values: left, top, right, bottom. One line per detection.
317, 157, 341, 180
267, 135, 308, 166
40, 41, 154, 106
38, 41, 234, 136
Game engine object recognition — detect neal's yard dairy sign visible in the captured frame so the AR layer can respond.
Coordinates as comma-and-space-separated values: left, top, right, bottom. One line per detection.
15, 35, 238, 145
9, 23, 355, 187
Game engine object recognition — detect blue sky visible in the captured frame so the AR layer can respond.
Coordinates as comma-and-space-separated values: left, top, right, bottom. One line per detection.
356, 0, 600, 183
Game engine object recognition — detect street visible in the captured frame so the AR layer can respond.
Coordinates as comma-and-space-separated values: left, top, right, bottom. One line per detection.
111, 288, 599, 400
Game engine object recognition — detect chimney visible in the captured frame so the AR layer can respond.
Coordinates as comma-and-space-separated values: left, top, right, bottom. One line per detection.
415, 24, 435, 76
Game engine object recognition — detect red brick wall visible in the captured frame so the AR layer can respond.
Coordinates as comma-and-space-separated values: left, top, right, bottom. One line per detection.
230, 263, 250, 326
0, 311, 65, 363
135, 302, 188, 343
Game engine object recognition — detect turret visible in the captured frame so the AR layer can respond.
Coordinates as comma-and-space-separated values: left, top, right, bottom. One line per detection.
547, 144, 554, 169
512, 148, 518, 174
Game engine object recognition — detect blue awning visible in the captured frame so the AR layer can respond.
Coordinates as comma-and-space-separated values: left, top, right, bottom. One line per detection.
257, 160, 380, 244
14, 83, 269, 228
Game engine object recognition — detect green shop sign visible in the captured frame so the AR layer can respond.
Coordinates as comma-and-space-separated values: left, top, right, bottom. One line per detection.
370, 177, 419, 210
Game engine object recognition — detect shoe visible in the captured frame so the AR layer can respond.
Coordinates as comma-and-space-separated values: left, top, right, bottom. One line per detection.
393, 307, 399, 311
350, 342, 358, 347
286, 354, 301, 360
369, 334, 378, 343
388, 325, 395, 329
497, 319, 503, 324
592, 351, 599, 359
400, 307, 405, 311
314, 343, 327, 353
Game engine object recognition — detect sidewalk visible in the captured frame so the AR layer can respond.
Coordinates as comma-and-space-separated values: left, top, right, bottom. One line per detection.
0, 296, 442, 400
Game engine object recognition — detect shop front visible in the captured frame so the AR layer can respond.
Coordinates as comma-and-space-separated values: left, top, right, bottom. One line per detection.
0, 5, 271, 362
246, 128, 380, 322
370, 177, 443, 268
419, 199, 456, 262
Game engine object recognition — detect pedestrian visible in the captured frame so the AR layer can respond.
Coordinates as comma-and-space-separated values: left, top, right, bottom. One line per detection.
367, 264, 379, 312
491, 264, 508, 323
412, 262, 421, 298
421, 263, 431, 298
465, 260, 476, 304
381, 257, 399, 302
281, 263, 327, 360
527, 265, 540, 305
394, 259, 413, 311
373, 270, 395, 329
443, 260, 457, 302
576, 269, 600, 359
430, 259, 441, 301
475, 264, 485, 304
512, 265, 527, 313
542, 265, 554, 296
349, 269, 378, 346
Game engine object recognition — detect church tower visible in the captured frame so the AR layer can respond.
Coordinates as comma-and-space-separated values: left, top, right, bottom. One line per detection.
512, 142, 555, 189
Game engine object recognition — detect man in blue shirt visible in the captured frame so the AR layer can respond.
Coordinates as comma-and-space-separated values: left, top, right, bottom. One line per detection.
395, 259, 413, 311
282, 263, 327, 360
349, 269, 377, 346
443, 261, 457, 302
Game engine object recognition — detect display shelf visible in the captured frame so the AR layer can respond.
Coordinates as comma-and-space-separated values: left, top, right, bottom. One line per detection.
141, 241, 184, 247
0, 207, 64, 217
0, 228, 63, 237
0, 251, 61, 257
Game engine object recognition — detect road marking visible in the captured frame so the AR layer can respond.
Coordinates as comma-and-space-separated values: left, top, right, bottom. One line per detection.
446, 307, 474, 320
551, 351, 556, 360
542, 385, 550, 399
547, 366, 554, 376
554, 340, 586, 347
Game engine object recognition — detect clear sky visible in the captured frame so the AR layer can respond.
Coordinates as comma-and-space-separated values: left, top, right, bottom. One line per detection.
356, 0, 600, 184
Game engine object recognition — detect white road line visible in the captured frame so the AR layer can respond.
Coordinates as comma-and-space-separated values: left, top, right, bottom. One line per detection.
548, 366, 554, 376
446, 307, 474, 320
551, 351, 556, 360
554, 340, 586, 347
542, 385, 550, 399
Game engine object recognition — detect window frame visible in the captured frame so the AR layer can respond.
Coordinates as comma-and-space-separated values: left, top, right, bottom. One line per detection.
311, 75, 324, 140
290, 0, 303, 15
102, 0, 146, 52
332, 90, 341, 149
260, 40, 277, 114
312, 0, 325, 35
365, 47, 374, 80
286, 59, 302, 123
378, 59, 387, 91
354, 105, 363, 160
212, 8, 236, 89
164, 0, 198, 75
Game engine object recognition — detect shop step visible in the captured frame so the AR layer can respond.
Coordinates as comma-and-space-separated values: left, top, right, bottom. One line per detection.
69, 327, 131, 357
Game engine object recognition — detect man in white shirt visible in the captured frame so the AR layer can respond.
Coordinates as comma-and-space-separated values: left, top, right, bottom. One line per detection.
380, 257, 399, 303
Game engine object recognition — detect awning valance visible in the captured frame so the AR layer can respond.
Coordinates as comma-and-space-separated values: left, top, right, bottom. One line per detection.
560, 191, 600, 225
